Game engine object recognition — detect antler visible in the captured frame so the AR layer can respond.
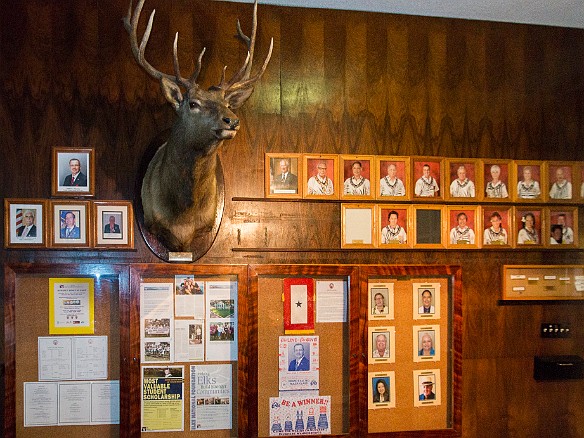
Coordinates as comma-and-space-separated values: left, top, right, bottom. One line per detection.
124, 0, 205, 89
215, 0, 274, 94
124, 0, 272, 92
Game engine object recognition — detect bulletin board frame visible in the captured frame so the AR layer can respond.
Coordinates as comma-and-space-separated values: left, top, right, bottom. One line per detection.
360, 265, 462, 436
3, 263, 128, 438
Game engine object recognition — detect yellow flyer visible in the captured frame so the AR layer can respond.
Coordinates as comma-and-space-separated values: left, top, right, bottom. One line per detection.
49, 277, 95, 334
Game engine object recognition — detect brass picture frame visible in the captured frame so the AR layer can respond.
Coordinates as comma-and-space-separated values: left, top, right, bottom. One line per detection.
52, 147, 95, 197
339, 154, 375, 200
265, 153, 302, 199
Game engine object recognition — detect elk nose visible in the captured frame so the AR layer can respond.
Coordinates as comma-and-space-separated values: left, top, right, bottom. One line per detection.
223, 117, 239, 129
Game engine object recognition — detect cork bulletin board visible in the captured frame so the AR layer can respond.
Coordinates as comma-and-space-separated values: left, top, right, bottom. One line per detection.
4, 264, 124, 438
361, 265, 462, 435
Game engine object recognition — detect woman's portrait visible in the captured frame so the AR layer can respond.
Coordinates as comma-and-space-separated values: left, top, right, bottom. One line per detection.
372, 378, 390, 403
516, 210, 542, 245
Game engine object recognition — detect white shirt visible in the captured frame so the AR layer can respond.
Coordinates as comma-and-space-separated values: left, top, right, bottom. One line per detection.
517, 180, 541, 199
450, 178, 475, 197
415, 176, 439, 197
483, 227, 508, 245
381, 225, 407, 244
379, 176, 405, 196
343, 177, 370, 195
549, 181, 572, 199
450, 226, 475, 244
307, 175, 334, 195
485, 181, 508, 198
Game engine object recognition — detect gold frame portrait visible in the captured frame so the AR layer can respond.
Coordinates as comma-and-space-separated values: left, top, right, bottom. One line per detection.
481, 159, 513, 201
4, 199, 47, 248
444, 158, 482, 202
545, 161, 577, 204
446, 206, 480, 249
303, 154, 339, 199
375, 156, 411, 200
411, 157, 444, 201
513, 206, 545, 248
94, 201, 135, 249
52, 147, 95, 197
481, 206, 513, 249
377, 205, 412, 249
513, 160, 546, 202
546, 206, 578, 248
339, 154, 375, 200
264, 153, 303, 199
50, 200, 91, 248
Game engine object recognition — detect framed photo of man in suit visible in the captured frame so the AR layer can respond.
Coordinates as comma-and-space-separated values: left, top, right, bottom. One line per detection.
4, 199, 47, 248
94, 201, 134, 248
51, 201, 90, 248
265, 153, 302, 199
52, 147, 95, 197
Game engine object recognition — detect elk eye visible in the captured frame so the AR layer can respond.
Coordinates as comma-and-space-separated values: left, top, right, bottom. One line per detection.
189, 100, 200, 109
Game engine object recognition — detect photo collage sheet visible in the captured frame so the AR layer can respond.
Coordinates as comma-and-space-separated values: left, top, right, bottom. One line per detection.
139, 277, 237, 433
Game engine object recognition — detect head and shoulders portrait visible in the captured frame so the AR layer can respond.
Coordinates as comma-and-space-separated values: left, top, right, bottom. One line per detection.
482, 208, 511, 247
447, 208, 477, 247
379, 207, 409, 247
547, 209, 577, 246
547, 163, 574, 201
52, 147, 94, 197
413, 159, 442, 199
340, 155, 373, 199
4, 199, 46, 247
514, 161, 543, 201
515, 208, 543, 246
368, 283, 394, 320
483, 160, 510, 200
413, 369, 441, 406
446, 160, 478, 200
376, 156, 410, 199
266, 153, 301, 198
303, 155, 338, 199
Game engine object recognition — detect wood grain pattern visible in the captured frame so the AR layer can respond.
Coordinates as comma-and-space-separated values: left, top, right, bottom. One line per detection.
1, 1, 584, 437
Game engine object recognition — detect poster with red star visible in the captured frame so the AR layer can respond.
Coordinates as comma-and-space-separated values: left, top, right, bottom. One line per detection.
283, 278, 315, 334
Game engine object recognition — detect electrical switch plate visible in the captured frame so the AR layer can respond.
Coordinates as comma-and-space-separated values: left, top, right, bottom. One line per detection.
540, 323, 571, 338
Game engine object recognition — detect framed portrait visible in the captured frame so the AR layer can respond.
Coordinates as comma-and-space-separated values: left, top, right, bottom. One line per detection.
377, 205, 411, 248
339, 154, 374, 199
547, 207, 578, 248
578, 162, 584, 201
93, 201, 134, 248
303, 154, 339, 199
546, 161, 576, 203
368, 281, 394, 320
265, 153, 302, 199
52, 147, 95, 197
513, 160, 545, 202
413, 325, 440, 362
412, 205, 446, 249
375, 156, 410, 200
368, 372, 396, 409
411, 157, 443, 200
514, 206, 544, 247
368, 326, 396, 364
413, 369, 441, 407
50, 201, 91, 248
445, 159, 481, 201
4, 199, 47, 248
481, 206, 513, 248
341, 204, 375, 248
481, 159, 512, 201
412, 282, 441, 320
446, 206, 479, 248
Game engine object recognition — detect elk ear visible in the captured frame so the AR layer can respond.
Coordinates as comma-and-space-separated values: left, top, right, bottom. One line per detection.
225, 87, 254, 110
160, 77, 183, 111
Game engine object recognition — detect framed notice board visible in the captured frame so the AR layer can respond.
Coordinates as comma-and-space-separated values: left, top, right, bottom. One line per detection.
502, 265, 584, 300
361, 265, 462, 435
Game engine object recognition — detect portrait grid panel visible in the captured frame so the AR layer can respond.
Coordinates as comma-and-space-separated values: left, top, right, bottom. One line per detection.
367, 276, 450, 434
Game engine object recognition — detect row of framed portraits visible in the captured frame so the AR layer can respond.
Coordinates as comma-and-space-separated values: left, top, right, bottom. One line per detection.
342, 203, 579, 249
265, 153, 584, 203
4, 199, 134, 249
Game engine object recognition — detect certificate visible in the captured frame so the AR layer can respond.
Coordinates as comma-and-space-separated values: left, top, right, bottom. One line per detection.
49, 277, 95, 334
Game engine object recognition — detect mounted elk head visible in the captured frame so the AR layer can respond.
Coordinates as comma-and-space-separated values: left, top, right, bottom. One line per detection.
124, 0, 272, 261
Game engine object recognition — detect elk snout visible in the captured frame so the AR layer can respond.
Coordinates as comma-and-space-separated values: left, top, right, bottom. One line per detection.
223, 117, 240, 130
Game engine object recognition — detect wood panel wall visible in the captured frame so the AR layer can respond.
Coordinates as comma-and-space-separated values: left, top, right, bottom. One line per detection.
1, 1, 583, 436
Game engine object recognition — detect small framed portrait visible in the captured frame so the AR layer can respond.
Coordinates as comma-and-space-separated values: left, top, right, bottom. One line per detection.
265, 153, 302, 199
546, 162, 575, 202
93, 201, 134, 248
547, 207, 578, 247
413, 282, 441, 320
368, 281, 394, 320
578, 163, 584, 201
445, 159, 481, 201
52, 147, 95, 197
4, 199, 47, 248
513, 160, 545, 202
413, 325, 440, 362
446, 206, 479, 248
341, 204, 375, 248
375, 156, 410, 200
377, 205, 411, 248
303, 154, 339, 199
339, 154, 374, 199
514, 207, 544, 247
368, 326, 396, 364
413, 369, 441, 407
51, 201, 90, 248
411, 157, 443, 200
413, 205, 446, 248
368, 372, 396, 409
482, 159, 512, 201
481, 207, 512, 248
